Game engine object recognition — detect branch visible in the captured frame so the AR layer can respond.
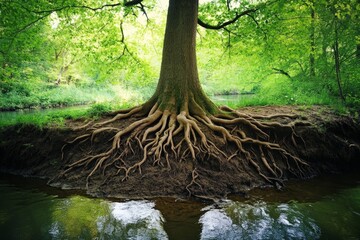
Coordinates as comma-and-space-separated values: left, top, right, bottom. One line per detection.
272, 68, 292, 79
120, 20, 125, 43
138, 3, 149, 22
124, 0, 143, 7
198, 9, 257, 30
226, 0, 231, 11
295, 60, 305, 74
246, 12, 268, 40
197, 0, 283, 30
21, 3, 123, 14
12, 12, 52, 36
22, 1, 143, 15
117, 20, 139, 64
9, 1, 143, 39
246, 13, 260, 26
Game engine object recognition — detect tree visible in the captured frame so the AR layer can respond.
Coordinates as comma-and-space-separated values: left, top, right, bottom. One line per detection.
314, 0, 360, 103
58, 0, 310, 197
0, 0, 53, 94
309, 0, 316, 77
5, 0, 311, 197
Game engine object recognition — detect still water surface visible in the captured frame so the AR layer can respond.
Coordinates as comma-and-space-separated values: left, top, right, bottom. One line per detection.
1, 173, 360, 239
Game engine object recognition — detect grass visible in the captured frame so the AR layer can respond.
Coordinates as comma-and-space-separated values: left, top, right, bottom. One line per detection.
0, 107, 89, 128
0, 94, 348, 129
0, 83, 146, 111
0, 101, 142, 129
0, 75, 357, 128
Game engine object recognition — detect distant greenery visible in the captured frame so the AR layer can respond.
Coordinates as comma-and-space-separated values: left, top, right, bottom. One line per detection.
0, 96, 348, 129
1, 0, 359, 119
0, 107, 88, 128
0, 101, 143, 128
0, 83, 146, 111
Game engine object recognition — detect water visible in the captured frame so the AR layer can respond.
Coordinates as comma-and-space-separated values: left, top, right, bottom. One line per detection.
1, 173, 360, 239
211, 94, 252, 105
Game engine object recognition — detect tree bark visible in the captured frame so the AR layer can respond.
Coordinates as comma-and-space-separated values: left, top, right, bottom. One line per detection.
145, 0, 217, 116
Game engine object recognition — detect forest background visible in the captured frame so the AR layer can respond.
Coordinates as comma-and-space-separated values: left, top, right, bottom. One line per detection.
1, 0, 359, 116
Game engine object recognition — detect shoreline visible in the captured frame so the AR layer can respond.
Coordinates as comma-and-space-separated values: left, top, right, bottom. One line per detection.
1, 105, 359, 200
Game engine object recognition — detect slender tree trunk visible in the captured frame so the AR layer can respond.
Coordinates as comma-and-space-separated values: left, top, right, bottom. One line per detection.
319, 28, 330, 80
333, 20, 345, 102
309, 3, 316, 77
145, 0, 217, 115
357, 0, 360, 59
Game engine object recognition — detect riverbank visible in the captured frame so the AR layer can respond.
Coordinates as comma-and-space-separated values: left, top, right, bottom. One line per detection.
0, 105, 359, 199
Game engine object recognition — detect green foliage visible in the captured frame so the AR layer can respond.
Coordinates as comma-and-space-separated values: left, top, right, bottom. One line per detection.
0, 0, 161, 111
0, 0, 359, 125
0, 84, 116, 110
86, 103, 112, 117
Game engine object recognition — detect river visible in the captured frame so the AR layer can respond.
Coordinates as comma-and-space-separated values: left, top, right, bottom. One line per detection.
1, 173, 359, 239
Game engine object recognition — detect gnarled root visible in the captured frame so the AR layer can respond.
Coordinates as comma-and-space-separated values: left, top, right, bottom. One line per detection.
58, 103, 311, 196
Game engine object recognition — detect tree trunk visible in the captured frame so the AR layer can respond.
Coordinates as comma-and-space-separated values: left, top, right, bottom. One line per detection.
357, 0, 360, 59
309, 3, 315, 77
333, 20, 345, 102
145, 0, 217, 116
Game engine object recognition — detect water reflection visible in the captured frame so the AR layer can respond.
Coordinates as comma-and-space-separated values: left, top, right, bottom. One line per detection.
49, 198, 168, 239
199, 200, 320, 240
1, 174, 360, 239
108, 201, 167, 239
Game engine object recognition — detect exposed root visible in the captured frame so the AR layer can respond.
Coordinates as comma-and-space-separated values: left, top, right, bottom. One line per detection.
186, 168, 202, 196
59, 103, 312, 197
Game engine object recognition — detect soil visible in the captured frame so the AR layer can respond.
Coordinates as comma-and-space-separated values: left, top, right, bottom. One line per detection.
1, 105, 359, 200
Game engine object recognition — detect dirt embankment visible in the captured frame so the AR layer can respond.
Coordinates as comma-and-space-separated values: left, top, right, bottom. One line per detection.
0, 106, 359, 199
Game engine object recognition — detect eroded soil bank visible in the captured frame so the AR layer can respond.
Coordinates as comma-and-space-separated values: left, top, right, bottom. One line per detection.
1, 106, 359, 199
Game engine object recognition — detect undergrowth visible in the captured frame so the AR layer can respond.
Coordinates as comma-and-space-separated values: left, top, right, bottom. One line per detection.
1, 75, 357, 128
0, 102, 141, 128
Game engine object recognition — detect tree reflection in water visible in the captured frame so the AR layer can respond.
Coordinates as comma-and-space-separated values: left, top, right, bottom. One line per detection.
1, 175, 360, 239
199, 200, 321, 240
50, 197, 168, 239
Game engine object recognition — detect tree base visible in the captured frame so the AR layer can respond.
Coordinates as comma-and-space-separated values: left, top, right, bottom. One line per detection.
54, 103, 316, 199
1, 106, 359, 199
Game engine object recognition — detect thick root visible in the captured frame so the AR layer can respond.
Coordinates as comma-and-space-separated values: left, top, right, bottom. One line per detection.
59, 104, 311, 196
